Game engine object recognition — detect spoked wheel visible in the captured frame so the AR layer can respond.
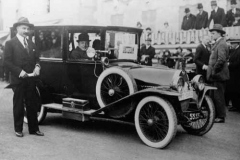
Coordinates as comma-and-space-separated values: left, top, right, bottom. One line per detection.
96, 67, 137, 118
181, 95, 215, 136
24, 87, 47, 124
135, 96, 177, 149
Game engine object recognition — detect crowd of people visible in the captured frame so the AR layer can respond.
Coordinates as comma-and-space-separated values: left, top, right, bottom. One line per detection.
181, 0, 240, 30
139, 23, 240, 123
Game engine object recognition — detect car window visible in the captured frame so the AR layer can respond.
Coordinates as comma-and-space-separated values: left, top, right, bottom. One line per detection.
35, 29, 62, 59
68, 32, 101, 60
105, 31, 138, 60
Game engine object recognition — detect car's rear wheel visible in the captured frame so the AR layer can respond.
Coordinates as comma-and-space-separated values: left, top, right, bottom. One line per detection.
181, 95, 215, 136
24, 87, 47, 124
134, 96, 177, 149
96, 67, 137, 117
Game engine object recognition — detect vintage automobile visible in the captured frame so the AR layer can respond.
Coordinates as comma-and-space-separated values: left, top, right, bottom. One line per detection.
11, 25, 216, 149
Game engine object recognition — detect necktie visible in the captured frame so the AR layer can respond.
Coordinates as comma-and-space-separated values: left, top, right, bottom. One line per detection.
24, 38, 29, 53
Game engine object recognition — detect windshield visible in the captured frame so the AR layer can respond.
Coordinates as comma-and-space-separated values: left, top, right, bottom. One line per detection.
105, 31, 138, 60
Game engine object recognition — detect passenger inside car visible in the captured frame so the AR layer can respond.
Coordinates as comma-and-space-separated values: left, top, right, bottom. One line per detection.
69, 33, 92, 60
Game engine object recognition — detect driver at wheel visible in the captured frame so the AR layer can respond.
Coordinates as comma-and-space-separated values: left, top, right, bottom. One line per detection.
70, 33, 91, 60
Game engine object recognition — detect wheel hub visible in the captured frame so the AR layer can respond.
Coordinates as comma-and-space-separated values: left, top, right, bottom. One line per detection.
147, 119, 154, 126
108, 89, 115, 96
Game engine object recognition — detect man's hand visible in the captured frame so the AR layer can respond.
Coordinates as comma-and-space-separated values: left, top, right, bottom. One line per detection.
202, 64, 208, 70
33, 66, 40, 76
19, 70, 28, 78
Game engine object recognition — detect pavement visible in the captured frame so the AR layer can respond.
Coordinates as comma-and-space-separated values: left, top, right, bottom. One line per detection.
0, 81, 240, 160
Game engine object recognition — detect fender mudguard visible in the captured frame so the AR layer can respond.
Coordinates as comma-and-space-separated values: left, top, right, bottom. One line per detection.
92, 88, 180, 116
198, 85, 217, 107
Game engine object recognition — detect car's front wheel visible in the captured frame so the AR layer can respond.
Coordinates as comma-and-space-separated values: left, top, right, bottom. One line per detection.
24, 87, 47, 124
181, 95, 215, 136
134, 96, 177, 149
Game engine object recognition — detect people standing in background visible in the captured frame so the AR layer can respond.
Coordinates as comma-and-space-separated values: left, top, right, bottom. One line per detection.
139, 38, 155, 66
184, 48, 194, 64
136, 21, 143, 29
194, 36, 211, 79
207, 24, 229, 123
208, 0, 227, 27
226, 38, 240, 112
195, 3, 209, 29
226, 0, 240, 27
145, 27, 152, 39
181, 8, 196, 30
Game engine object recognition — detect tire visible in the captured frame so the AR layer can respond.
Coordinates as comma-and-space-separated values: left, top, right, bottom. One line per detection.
24, 87, 47, 124
181, 95, 215, 136
134, 96, 177, 149
96, 67, 137, 108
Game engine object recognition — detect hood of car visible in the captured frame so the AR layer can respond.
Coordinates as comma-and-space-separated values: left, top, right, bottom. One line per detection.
128, 66, 181, 87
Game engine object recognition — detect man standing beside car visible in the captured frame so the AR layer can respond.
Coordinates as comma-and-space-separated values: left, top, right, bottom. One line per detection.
207, 24, 229, 123
194, 35, 211, 80
139, 38, 155, 66
4, 17, 44, 137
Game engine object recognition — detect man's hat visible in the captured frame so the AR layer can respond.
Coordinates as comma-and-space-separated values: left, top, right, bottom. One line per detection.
211, 0, 217, 6
231, 0, 237, 5
209, 24, 226, 34
13, 17, 34, 29
77, 33, 91, 42
197, 3, 203, 9
145, 38, 152, 41
185, 8, 190, 13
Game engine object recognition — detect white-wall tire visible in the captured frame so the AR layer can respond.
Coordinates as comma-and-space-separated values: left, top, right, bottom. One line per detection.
135, 96, 177, 149
96, 67, 137, 108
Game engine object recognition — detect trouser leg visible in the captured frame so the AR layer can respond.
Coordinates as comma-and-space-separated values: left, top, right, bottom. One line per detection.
12, 84, 25, 132
213, 81, 226, 118
231, 93, 240, 111
25, 79, 39, 133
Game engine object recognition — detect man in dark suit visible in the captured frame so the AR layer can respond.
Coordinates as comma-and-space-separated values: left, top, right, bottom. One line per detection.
195, 3, 208, 29
227, 38, 240, 112
0, 44, 4, 81
194, 35, 211, 79
226, 0, 240, 27
4, 17, 44, 137
181, 8, 196, 30
207, 0, 227, 27
207, 24, 230, 123
139, 38, 155, 66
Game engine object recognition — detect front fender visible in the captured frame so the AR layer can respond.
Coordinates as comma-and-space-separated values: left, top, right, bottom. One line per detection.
198, 85, 217, 107
92, 88, 180, 116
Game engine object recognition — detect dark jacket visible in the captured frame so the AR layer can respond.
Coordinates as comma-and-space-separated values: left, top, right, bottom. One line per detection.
139, 45, 155, 66
0, 49, 3, 67
195, 10, 208, 29
208, 7, 227, 27
4, 36, 40, 86
207, 37, 229, 82
70, 46, 91, 60
194, 44, 211, 78
181, 14, 196, 30
228, 46, 240, 93
226, 8, 240, 27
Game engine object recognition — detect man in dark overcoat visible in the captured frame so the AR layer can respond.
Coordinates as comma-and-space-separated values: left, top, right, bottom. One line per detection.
207, 0, 227, 27
227, 38, 240, 112
181, 8, 196, 30
195, 3, 208, 29
226, 0, 240, 27
4, 17, 44, 137
194, 35, 211, 79
139, 38, 155, 66
207, 24, 229, 123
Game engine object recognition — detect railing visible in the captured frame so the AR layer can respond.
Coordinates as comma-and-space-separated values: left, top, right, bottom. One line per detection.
141, 26, 240, 50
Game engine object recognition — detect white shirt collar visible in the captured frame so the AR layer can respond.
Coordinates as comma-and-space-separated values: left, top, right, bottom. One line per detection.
214, 7, 218, 12
146, 45, 150, 49
232, 8, 236, 14
202, 43, 206, 48
16, 33, 27, 47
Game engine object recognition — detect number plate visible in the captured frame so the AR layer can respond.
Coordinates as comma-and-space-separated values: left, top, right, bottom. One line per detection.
178, 90, 193, 101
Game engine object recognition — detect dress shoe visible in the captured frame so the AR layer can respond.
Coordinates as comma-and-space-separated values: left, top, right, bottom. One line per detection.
15, 132, 23, 137
214, 117, 225, 123
228, 107, 238, 112
29, 131, 44, 136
